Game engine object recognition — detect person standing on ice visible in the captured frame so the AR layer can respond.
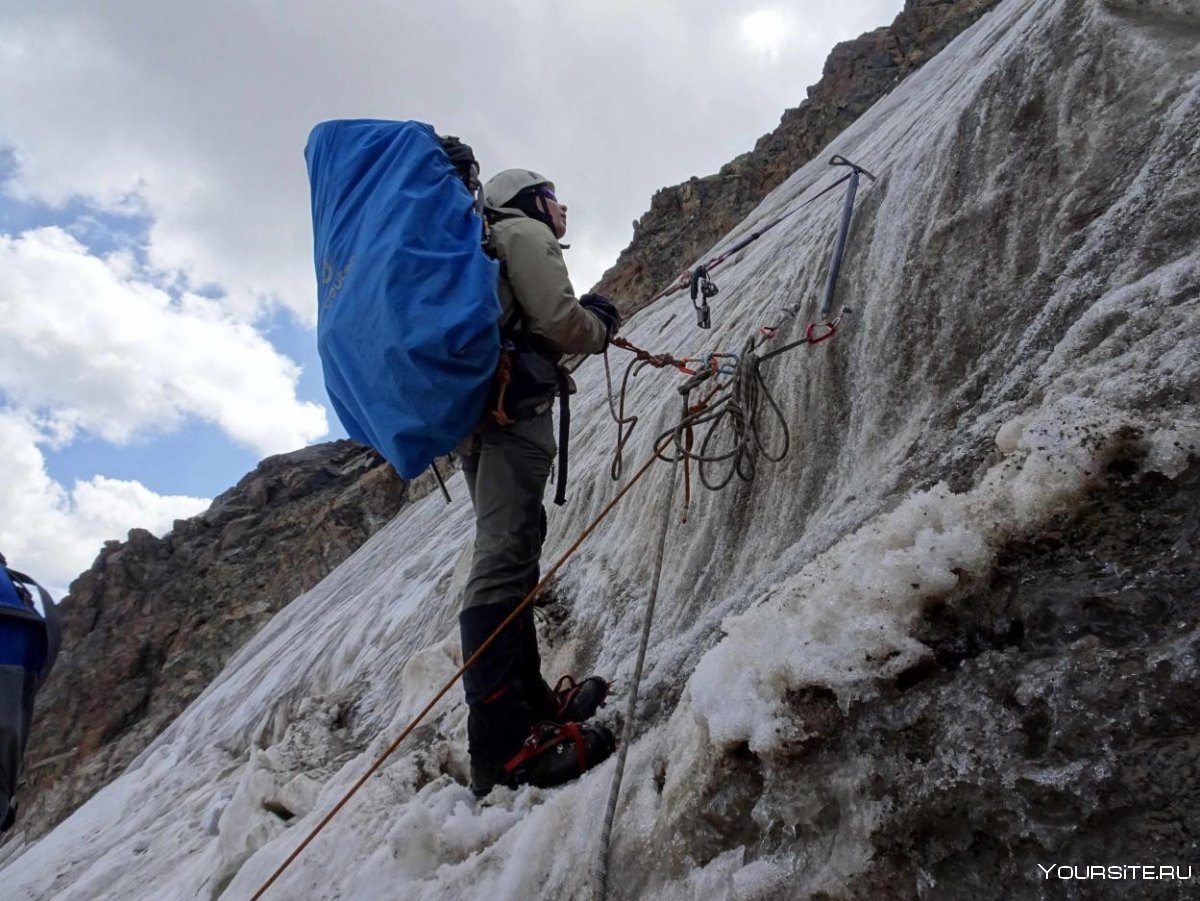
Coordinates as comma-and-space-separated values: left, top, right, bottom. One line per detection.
458, 168, 620, 797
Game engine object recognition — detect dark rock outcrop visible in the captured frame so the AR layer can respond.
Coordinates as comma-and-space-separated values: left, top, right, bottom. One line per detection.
591, 0, 1003, 310
792, 457, 1200, 900
13, 440, 429, 843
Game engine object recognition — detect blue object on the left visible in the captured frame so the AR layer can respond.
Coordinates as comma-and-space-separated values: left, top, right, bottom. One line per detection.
305, 119, 501, 478
0, 571, 41, 671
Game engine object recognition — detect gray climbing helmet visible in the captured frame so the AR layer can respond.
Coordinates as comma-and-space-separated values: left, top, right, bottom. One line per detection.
483, 168, 554, 209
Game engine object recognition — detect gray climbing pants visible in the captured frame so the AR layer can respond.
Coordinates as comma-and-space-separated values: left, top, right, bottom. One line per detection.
459, 410, 555, 611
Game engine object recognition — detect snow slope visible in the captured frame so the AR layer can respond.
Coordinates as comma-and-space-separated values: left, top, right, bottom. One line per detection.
3, 0, 1198, 897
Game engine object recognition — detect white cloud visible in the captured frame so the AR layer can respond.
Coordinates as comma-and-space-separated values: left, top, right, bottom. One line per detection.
0, 0, 905, 310
0, 410, 209, 595
0, 227, 328, 456
0, 0, 907, 585
741, 9, 795, 61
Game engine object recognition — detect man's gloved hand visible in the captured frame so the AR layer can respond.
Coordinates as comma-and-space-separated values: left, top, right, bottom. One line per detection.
580, 293, 622, 341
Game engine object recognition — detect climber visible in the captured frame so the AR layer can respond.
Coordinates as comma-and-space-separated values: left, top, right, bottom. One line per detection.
0, 554, 61, 833
458, 169, 621, 797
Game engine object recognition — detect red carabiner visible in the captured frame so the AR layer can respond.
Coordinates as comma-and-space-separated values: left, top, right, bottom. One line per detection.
806, 321, 838, 344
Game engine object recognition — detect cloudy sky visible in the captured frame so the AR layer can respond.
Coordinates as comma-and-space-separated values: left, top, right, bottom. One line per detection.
0, 0, 903, 592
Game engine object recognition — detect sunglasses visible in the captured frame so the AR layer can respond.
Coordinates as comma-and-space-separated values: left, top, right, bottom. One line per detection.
534, 186, 559, 203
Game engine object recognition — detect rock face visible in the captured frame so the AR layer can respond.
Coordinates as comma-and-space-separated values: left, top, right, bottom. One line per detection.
856, 460, 1200, 898
709, 458, 1200, 901
14, 440, 426, 843
590, 0, 1003, 309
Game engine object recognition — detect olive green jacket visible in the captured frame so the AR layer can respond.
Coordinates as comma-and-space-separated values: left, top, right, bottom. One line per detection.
488, 209, 608, 356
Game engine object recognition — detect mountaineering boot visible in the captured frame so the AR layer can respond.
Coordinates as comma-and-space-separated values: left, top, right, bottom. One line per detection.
502, 720, 617, 789
460, 602, 537, 798
551, 675, 610, 723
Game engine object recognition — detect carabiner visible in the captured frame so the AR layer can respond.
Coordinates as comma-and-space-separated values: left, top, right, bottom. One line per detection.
806, 321, 838, 344
690, 266, 719, 330
707, 353, 739, 375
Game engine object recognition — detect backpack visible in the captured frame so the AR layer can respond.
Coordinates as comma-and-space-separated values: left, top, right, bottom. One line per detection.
305, 119, 502, 479
0, 553, 60, 833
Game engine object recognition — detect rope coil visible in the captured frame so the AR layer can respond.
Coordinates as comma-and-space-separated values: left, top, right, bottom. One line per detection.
604, 308, 848, 496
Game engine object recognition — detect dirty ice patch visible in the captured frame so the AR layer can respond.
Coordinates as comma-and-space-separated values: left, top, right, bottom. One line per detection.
689, 399, 1149, 753
688, 481, 988, 752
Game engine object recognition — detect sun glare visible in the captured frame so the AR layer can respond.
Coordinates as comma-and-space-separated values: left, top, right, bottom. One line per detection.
740, 8, 792, 60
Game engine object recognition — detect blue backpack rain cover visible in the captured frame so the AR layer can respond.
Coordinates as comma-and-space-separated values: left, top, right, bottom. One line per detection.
0, 562, 56, 690
0, 574, 42, 674
305, 120, 501, 478
1, 561, 59, 831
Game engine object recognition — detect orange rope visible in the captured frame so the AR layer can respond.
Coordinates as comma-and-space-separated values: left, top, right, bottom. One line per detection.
646, 270, 692, 305
611, 336, 691, 373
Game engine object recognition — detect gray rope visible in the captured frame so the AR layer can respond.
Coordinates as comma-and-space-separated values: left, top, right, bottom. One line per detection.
650, 336, 791, 492
593, 456, 678, 901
